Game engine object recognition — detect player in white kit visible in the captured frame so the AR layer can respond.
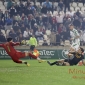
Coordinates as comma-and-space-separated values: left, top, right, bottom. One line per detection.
69, 24, 80, 51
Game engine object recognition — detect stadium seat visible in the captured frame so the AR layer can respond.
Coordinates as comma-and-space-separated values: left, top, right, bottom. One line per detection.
70, 6, 75, 11
0, 5, 6, 13
78, 3, 83, 8
75, 7, 80, 11
38, 40, 44, 46
64, 40, 70, 46
31, 2, 34, 5
1, 29, 6, 38
4, 1, 8, 8
60, 41, 64, 46
36, 2, 40, 6
23, 1, 27, 6
81, 7, 85, 12
54, 2, 58, 7
72, 2, 77, 7
46, 39, 50, 45
17, 2, 20, 5
53, 11, 58, 16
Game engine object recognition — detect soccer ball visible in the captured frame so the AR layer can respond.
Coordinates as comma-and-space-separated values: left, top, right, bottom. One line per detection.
33, 49, 40, 57
21, 40, 26, 45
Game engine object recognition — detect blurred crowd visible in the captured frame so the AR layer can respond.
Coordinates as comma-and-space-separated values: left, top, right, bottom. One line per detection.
0, 0, 85, 46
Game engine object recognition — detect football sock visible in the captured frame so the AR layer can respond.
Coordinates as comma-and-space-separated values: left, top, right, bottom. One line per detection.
50, 61, 59, 65
22, 61, 27, 64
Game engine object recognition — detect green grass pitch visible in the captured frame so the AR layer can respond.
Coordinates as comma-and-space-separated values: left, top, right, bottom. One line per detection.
0, 59, 85, 85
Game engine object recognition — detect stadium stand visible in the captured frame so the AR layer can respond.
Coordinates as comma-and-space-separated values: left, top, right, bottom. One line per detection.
0, 0, 85, 46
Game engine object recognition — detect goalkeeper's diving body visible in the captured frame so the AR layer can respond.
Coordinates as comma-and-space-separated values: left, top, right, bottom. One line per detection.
47, 47, 85, 66
0, 37, 43, 66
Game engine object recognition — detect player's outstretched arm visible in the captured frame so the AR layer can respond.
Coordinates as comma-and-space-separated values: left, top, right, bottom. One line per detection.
11, 42, 20, 46
0, 44, 3, 47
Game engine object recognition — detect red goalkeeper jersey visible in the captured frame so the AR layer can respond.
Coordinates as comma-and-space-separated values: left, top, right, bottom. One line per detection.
0, 42, 20, 57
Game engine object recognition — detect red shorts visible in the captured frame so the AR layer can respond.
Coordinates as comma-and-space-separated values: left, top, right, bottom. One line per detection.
11, 52, 25, 60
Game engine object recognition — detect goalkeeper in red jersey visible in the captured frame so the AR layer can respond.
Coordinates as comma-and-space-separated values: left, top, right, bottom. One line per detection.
0, 37, 40, 66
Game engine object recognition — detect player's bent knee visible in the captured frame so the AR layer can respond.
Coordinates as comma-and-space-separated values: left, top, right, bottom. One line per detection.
13, 59, 22, 63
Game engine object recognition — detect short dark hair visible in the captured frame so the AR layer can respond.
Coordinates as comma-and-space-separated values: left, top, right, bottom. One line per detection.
80, 47, 84, 53
7, 37, 13, 42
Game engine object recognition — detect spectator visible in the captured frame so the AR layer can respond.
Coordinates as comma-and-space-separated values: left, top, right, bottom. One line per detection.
76, 9, 81, 17
58, 24, 63, 33
29, 29, 33, 37
7, 0, 13, 10
13, 22, 20, 32
56, 31, 61, 46
21, 24, 26, 34
73, 16, 81, 28
14, 14, 21, 22
0, 9, 4, 19
45, 28, 51, 36
64, 0, 71, 12
18, 33, 25, 42
5, 16, 13, 30
21, 13, 25, 20
23, 16, 28, 27
35, 13, 40, 25
9, 5, 16, 18
52, 19, 57, 31
35, 28, 43, 41
0, 29, 6, 42
64, 18, 72, 30
43, 0, 52, 11
42, 14, 48, 28
9, 29, 18, 42
49, 31, 56, 45
20, 1, 25, 13
66, 10, 75, 17
56, 13, 64, 28
58, 0, 64, 11
3, 10, 9, 21
25, 6, 33, 16
60, 30, 70, 42
0, 18, 5, 27
82, 18, 85, 31
33, 23, 38, 33
30, 15, 36, 29
41, 4, 47, 14
23, 27, 29, 40
38, 16, 43, 26
42, 40, 48, 46
16, 29, 22, 37
15, 3, 21, 15
36, 5, 41, 14
27, 0, 31, 6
